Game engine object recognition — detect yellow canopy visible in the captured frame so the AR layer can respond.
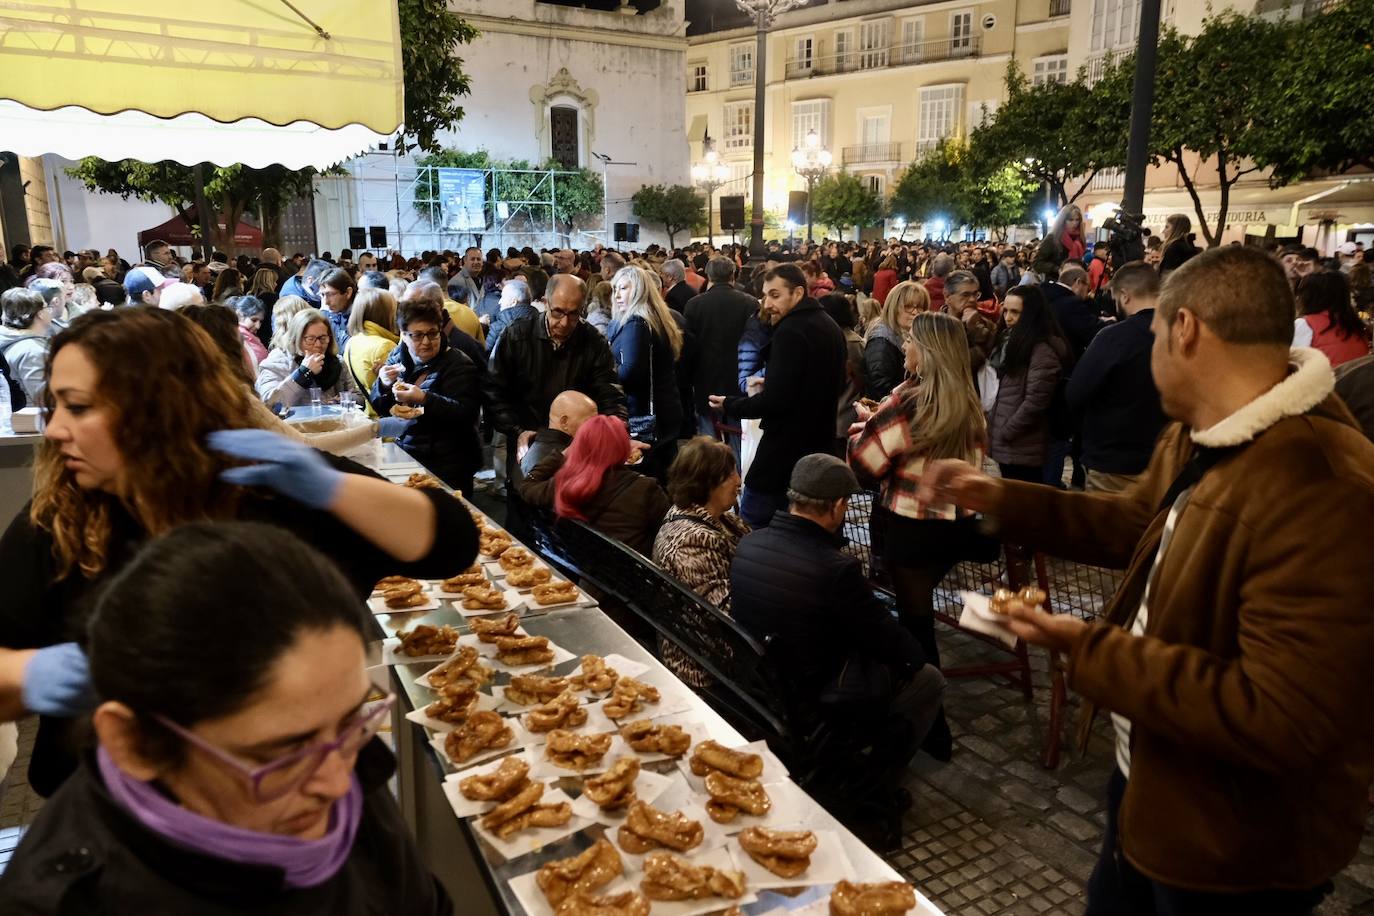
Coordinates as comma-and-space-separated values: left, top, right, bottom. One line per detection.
0, 0, 403, 169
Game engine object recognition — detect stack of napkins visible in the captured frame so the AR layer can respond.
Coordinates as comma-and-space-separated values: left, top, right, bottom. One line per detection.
9, 407, 41, 434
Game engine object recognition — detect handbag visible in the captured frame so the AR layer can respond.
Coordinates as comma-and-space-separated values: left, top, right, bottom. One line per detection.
626, 334, 658, 445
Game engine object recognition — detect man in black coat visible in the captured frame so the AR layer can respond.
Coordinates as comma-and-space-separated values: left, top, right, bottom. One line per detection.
686, 257, 758, 440
1042, 261, 1103, 360
709, 264, 846, 528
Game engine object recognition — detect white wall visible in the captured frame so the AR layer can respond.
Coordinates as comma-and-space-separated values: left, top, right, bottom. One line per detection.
43, 155, 177, 261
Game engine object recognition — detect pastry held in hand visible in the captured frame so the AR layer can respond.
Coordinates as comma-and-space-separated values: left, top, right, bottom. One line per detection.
458, 756, 530, 802
537, 837, 624, 908
738, 827, 817, 878
396, 624, 460, 658
689, 740, 764, 780
602, 677, 660, 720
390, 403, 424, 419
582, 756, 640, 811
640, 852, 747, 902
616, 799, 704, 853
989, 586, 1048, 615
545, 728, 613, 771
619, 720, 692, 757
704, 771, 771, 824
527, 690, 588, 732
829, 880, 917, 916
444, 710, 513, 764
470, 612, 522, 643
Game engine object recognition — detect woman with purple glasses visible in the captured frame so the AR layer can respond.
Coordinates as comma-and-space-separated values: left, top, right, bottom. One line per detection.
0, 521, 452, 914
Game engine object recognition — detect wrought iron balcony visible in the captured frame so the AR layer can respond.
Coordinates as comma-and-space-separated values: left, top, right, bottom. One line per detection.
842, 142, 903, 165
784, 36, 982, 80
1049, 0, 1072, 16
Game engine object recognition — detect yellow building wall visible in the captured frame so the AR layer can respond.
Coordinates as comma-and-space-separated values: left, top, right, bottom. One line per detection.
19, 157, 52, 247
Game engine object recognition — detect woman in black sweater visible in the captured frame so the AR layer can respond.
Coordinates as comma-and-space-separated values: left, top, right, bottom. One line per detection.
0, 308, 477, 798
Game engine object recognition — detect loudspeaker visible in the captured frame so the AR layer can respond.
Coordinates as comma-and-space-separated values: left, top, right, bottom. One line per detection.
719, 195, 745, 231
614, 222, 627, 242
348, 227, 366, 249
614, 223, 640, 243
788, 191, 809, 226
368, 226, 388, 248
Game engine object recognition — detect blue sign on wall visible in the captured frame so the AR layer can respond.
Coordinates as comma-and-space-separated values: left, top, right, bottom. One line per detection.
437, 168, 487, 232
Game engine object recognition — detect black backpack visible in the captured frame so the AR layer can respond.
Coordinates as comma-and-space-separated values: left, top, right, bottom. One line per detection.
0, 335, 42, 412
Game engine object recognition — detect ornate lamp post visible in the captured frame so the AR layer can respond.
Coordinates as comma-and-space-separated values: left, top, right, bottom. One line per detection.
790, 128, 831, 243
691, 131, 731, 247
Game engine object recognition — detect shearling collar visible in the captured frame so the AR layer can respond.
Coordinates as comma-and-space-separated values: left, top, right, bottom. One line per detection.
1191, 348, 1334, 448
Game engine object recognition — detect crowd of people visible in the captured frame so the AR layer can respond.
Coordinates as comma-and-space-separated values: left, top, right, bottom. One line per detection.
0, 209, 1372, 913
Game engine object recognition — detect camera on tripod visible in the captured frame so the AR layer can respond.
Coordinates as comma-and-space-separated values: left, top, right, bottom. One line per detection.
1102, 208, 1145, 265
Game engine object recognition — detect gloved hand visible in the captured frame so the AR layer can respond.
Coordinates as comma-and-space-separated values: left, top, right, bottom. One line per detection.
207, 428, 344, 510
376, 416, 412, 440
23, 643, 95, 717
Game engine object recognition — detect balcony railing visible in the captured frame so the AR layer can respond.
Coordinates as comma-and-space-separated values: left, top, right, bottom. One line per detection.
784, 36, 982, 79
729, 67, 754, 87
1049, 0, 1072, 16
1085, 50, 1118, 84
1089, 168, 1125, 192
843, 142, 903, 165
722, 133, 752, 152
1254, 0, 1338, 16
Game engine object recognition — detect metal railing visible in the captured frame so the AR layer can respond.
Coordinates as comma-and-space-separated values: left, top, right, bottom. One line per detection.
1049, 0, 1072, 16
842, 141, 903, 164
1085, 50, 1118, 84
784, 35, 981, 79
729, 67, 754, 87
1090, 168, 1125, 191
1254, 0, 1339, 16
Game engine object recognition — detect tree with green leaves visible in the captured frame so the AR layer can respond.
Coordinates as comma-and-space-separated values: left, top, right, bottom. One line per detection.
1147, 14, 1287, 246
809, 171, 884, 241
741, 203, 783, 248
889, 140, 971, 232
632, 184, 705, 249
963, 163, 1039, 242
65, 0, 476, 252
968, 60, 1131, 207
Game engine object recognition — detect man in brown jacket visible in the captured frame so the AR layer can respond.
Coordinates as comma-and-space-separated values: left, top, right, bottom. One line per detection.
921, 245, 1374, 913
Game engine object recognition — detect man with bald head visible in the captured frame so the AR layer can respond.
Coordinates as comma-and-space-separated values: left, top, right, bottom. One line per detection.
553, 248, 576, 276
520, 390, 598, 475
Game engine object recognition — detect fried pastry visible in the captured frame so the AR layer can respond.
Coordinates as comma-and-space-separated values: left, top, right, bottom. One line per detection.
461, 584, 508, 611
457, 756, 530, 801
505, 674, 570, 706
479, 780, 572, 838
402, 471, 441, 489
602, 677, 660, 720
829, 881, 917, 916
425, 645, 492, 690
495, 634, 555, 666
582, 756, 640, 811
506, 565, 553, 588
383, 579, 422, 600
545, 728, 613, 771
536, 838, 623, 908
616, 800, 704, 854
375, 575, 420, 592
442, 566, 487, 591
555, 890, 651, 916
619, 720, 692, 757
480, 780, 543, 831
526, 690, 588, 732
385, 590, 429, 609
479, 531, 513, 557
423, 682, 478, 724
989, 586, 1048, 615
640, 853, 747, 902
444, 710, 513, 763
689, 740, 764, 779
498, 546, 535, 570
470, 612, 522, 643
391, 403, 424, 420
569, 655, 619, 693
704, 771, 771, 823
396, 624, 460, 657
532, 581, 580, 605
738, 827, 817, 878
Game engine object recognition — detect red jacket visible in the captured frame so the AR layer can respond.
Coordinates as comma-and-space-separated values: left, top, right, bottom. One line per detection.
871, 269, 898, 306
1302, 314, 1369, 368
924, 276, 945, 313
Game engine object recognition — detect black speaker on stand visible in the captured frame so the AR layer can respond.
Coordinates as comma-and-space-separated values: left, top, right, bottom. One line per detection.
348, 227, 366, 250
787, 191, 809, 227
369, 226, 388, 249
719, 195, 745, 231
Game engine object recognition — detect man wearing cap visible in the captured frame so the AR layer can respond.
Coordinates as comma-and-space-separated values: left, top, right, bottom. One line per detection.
1336, 241, 1357, 274
731, 453, 946, 793
122, 267, 177, 307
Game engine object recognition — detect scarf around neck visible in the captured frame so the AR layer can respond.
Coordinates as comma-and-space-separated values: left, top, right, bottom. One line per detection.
294, 352, 343, 391
97, 746, 363, 890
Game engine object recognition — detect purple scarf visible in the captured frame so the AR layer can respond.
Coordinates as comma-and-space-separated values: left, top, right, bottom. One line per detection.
97, 747, 363, 889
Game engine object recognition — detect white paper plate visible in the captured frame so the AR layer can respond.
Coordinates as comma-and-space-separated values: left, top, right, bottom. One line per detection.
676, 739, 791, 792
626, 846, 758, 916
527, 733, 637, 781
381, 636, 461, 665
367, 595, 442, 615
403, 691, 502, 734
457, 634, 578, 672
469, 787, 590, 863
732, 829, 854, 891
958, 590, 1019, 649
446, 588, 528, 619
440, 750, 535, 818
430, 728, 522, 772
569, 767, 675, 827
681, 779, 809, 837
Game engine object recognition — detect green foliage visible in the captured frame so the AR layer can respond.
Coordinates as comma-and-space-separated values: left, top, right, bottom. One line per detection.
397, 0, 478, 154
889, 140, 971, 230
809, 171, 884, 241
964, 163, 1039, 240
741, 203, 783, 247
632, 184, 705, 248
968, 60, 1131, 207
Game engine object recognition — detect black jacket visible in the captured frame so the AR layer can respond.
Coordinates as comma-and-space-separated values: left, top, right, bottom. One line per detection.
0, 459, 478, 798
665, 280, 695, 314
685, 284, 758, 413
722, 299, 846, 494
91, 276, 125, 306
606, 315, 683, 440
0, 741, 451, 915
1064, 309, 1168, 475
368, 341, 483, 488
1159, 236, 1201, 272
862, 327, 905, 400
730, 511, 923, 695
484, 314, 627, 434
1042, 283, 1102, 361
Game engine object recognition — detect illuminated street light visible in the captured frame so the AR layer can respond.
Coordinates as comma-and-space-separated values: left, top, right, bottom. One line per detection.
691, 131, 731, 246
789, 127, 832, 243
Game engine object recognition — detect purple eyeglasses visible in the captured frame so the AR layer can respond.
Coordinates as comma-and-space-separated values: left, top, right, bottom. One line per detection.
153, 693, 396, 803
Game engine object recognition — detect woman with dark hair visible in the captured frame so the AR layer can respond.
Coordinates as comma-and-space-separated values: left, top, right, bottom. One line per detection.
211, 267, 244, 303
0, 287, 57, 406
1033, 204, 1086, 278
1293, 271, 1369, 368
872, 255, 900, 308
518, 414, 668, 555
1157, 213, 1201, 274
230, 295, 269, 368
987, 285, 1070, 482
0, 522, 452, 914
0, 307, 477, 797
368, 298, 482, 495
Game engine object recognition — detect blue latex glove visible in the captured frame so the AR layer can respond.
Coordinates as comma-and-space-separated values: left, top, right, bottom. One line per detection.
207, 428, 344, 510
376, 416, 413, 440
23, 643, 95, 717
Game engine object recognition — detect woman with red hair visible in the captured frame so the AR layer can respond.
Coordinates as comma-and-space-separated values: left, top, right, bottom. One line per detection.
518, 414, 668, 556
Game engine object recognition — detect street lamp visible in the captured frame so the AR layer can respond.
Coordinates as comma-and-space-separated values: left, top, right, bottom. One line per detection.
790, 128, 832, 243
691, 131, 731, 246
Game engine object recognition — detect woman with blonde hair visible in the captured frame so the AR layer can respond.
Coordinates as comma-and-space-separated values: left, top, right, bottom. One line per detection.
608, 264, 685, 479
342, 288, 399, 412
267, 294, 310, 352
0, 307, 477, 798
864, 281, 929, 400
849, 310, 992, 759
1158, 212, 1201, 273
255, 307, 359, 408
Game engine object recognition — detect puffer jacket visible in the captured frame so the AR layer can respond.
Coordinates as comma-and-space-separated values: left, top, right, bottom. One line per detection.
368, 340, 482, 488
988, 336, 1068, 466
863, 320, 905, 400
736, 312, 773, 394
255, 348, 358, 409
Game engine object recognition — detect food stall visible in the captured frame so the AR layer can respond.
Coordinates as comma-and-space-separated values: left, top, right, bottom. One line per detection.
362, 443, 941, 916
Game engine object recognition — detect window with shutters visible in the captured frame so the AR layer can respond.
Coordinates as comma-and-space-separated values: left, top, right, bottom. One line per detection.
1032, 55, 1069, 85
858, 20, 889, 69
793, 36, 814, 73
1091, 0, 1141, 51
834, 29, 855, 71
689, 62, 708, 92
550, 106, 578, 169
791, 99, 831, 151
917, 84, 963, 156
950, 11, 973, 52
724, 101, 754, 151
864, 174, 884, 195
730, 44, 754, 86
899, 18, 925, 63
